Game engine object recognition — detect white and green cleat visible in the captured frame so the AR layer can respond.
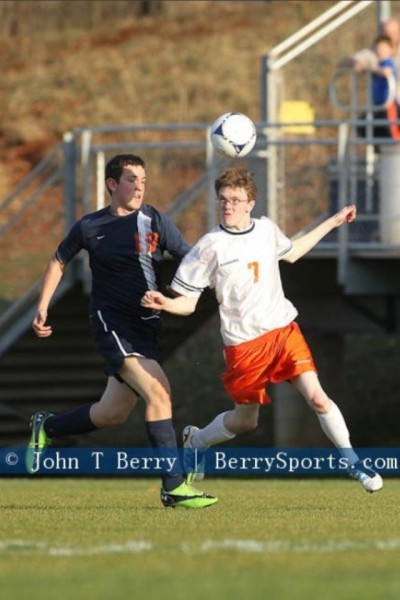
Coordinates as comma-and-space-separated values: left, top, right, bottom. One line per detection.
348, 461, 383, 493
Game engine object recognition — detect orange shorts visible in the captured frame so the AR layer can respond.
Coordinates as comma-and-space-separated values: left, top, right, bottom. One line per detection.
221, 322, 317, 405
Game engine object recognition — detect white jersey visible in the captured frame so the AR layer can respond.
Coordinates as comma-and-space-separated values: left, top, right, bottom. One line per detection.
170, 217, 298, 346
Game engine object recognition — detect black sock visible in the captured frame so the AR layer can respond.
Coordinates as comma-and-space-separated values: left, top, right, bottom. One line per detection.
44, 403, 99, 438
146, 419, 184, 492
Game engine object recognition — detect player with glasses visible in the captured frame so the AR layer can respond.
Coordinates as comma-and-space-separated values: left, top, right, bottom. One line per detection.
142, 167, 383, 494
216, 196, 247, 206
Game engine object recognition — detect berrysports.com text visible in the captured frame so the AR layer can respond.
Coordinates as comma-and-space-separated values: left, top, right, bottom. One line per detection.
212, 451, 398, 474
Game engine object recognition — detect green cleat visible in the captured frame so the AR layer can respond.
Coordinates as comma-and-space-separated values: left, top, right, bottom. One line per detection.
25, 411, 53, 474
160, 479, 218, 509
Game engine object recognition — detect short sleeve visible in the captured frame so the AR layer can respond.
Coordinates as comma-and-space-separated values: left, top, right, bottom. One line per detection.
170, 236, 216, 298
56, 220, 84, 264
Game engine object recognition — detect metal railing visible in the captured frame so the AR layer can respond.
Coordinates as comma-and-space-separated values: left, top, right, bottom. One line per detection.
1, 116, 399, 299
0, 122, 228, 356
0, 143, 64, 237
260, 0, 375, 225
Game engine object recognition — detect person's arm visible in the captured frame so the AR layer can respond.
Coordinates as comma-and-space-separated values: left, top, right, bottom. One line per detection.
338, 56, 364, 72
283, 205, 356, 264
159, 211, 191, 259
32, 256, 66, 337
376, 65, 393, 79
141, 290, 198, 316
339, 48, 378, 72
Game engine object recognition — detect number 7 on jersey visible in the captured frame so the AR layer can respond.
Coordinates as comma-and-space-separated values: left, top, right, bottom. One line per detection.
247, 261, 259, 283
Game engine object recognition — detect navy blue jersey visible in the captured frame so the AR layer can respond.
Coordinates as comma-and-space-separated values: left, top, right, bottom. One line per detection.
56, 204, 190, 319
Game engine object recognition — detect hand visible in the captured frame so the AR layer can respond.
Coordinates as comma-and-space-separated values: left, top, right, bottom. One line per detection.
353, 60, 365, 73
141, 290, 167, 310
333, 204, 357, 227
32, 309, 53, 338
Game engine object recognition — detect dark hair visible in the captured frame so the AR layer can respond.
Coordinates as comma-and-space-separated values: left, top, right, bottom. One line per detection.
105, 154, 145, 192
215, 168, 257, 203
374, 34, 394, 48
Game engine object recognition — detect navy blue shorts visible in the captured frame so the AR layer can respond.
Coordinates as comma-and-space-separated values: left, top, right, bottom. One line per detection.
89, 309, 161, 376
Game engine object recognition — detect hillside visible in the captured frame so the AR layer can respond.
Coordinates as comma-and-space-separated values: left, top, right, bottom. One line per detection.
1, 0, 391, 303
0, 0, 386, 197
2, 0, 398, 305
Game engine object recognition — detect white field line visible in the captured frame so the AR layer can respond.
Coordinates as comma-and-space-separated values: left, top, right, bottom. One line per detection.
184, 539, 400, 553
0, 539, 153, 556
1, 538, 400, 556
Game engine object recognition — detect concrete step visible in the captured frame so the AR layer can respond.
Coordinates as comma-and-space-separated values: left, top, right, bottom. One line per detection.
0, 370, 103, 384
0, 353, 103, 368
2, 384, 104, 402
12, 338, 96, 351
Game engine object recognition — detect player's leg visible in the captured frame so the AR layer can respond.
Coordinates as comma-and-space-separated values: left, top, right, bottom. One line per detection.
185, 334, 268, 481
186, 404, 260, 448
42, 375, 137, 435
291, 370, 355, 447
27, 309, 143, 457
183, 404, 260, 482
118, 355, 172, 421
26, 377, 137, 473
56, 376, 137, 431
291, 370, 383, 492
88, 376, 138, 426
203, 332, 267, 442
119, 356, 217, 508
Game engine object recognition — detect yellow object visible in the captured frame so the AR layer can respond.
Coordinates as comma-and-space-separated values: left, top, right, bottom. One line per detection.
279, 101, 315, 134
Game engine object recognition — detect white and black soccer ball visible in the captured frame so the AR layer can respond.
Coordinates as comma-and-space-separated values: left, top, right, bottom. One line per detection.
210, 112, 257, 158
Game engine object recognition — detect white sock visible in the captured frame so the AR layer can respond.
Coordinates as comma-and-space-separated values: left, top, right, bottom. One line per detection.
317, 401, 359, 466
192, 412, 236, 448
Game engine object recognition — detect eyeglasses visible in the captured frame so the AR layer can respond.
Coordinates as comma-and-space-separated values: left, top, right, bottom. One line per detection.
216, 197, 248, 207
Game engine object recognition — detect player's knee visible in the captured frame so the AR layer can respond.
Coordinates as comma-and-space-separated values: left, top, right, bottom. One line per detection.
146, 387, 172, 411
309, 392, 331, 414
246, 416, 259, 432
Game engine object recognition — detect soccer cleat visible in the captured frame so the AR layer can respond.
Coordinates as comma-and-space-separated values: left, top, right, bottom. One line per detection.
348, 460, 383, 493
25, 411, 53, 474
183, 425, 205, 482
160, 480, 218, 509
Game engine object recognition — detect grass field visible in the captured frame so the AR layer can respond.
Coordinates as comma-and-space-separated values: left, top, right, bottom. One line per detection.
1, 477, 399, 600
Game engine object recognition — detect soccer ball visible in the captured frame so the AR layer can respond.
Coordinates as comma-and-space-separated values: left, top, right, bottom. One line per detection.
210, 112, 257, 158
